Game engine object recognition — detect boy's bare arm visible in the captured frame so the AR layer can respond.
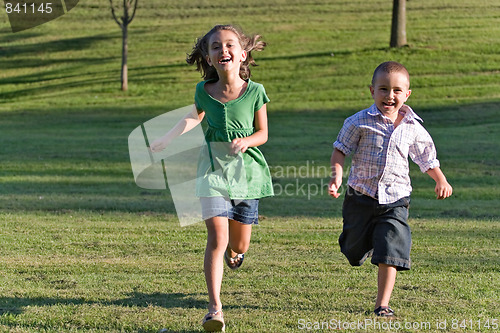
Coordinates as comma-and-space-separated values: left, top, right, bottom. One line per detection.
329, 148, 345, 198
426, 167, 453, 199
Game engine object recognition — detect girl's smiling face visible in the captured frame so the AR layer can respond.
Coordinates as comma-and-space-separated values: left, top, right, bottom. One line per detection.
370, 71, 411, 117
206, 30, 247, 74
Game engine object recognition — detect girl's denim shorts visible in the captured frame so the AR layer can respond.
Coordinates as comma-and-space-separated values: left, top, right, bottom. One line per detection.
200, 197, 260, 225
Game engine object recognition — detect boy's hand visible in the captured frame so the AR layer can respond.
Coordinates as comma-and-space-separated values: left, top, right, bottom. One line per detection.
328, 177, 342, 198
329, 149, 346, 199
435, 180, 453, 200
426, 167, 453, 200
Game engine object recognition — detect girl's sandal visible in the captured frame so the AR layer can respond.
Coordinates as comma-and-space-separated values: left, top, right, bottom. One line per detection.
202, 310, 225, 332
224, 251, 245, 270
374, 306, 395, 318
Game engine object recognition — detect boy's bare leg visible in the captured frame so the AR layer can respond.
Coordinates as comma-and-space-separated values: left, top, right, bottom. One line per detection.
204, 217, 229, 313
375, 264, 397, 308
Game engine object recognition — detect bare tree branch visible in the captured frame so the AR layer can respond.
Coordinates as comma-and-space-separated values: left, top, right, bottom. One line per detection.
109, 0, 123, 28
129, 0, 139, 23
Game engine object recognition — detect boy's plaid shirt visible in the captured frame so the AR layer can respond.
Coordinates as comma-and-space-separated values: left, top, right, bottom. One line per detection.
334, 104, 440, 204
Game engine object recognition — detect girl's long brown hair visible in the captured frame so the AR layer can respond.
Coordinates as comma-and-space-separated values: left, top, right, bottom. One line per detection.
186, 25, 266, 81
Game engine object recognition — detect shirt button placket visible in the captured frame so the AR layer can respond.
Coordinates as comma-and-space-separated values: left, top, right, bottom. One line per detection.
223, 105, 230, 142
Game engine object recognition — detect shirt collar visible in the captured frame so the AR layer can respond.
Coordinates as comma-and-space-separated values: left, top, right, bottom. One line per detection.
367, 104, 423, 123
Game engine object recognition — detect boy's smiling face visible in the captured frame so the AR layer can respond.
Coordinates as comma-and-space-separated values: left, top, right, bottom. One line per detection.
370, 71, 411, 118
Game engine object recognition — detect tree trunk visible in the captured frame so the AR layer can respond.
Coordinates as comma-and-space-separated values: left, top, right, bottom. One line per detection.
390, 0, 407, 47
121, 23, 128, 91
110, 0, 137, 91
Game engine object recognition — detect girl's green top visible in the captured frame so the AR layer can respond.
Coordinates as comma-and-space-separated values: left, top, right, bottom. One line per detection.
194, 79, 274, 199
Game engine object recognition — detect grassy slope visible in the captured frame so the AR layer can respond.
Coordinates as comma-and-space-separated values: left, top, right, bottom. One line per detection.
0, 0, 499, 332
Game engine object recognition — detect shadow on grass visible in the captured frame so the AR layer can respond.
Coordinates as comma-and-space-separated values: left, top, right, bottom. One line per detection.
0, 34, 117, 60
1, 102, 499, 219
0, 291, 257, 314
0, 61, 191, 102
0, 31, 190, 103
258, 47, 392, 63
0, 291, 257, 332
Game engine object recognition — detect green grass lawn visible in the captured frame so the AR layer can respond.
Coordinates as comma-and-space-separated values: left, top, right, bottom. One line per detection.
1, 0, 499, 332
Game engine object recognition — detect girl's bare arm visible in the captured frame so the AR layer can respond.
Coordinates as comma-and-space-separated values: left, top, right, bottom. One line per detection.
230, 104, 268, 154
150, 106, 205, 152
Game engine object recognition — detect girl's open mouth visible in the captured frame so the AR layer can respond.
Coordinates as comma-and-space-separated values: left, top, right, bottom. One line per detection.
219, 57, 232, 64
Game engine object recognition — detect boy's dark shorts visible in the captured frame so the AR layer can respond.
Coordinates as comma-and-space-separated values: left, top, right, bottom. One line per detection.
339, 187, 411, 271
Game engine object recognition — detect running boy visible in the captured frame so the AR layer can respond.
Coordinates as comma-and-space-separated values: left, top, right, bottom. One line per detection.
328, 61, 452, 317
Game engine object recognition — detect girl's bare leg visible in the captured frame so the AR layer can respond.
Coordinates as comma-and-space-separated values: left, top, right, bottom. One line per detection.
227, 219, 252, 256
204, 217, 253, 313
204, 216, 229, 313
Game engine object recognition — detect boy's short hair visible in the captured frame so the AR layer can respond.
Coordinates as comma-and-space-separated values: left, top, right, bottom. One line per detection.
371, 61, 410, 86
